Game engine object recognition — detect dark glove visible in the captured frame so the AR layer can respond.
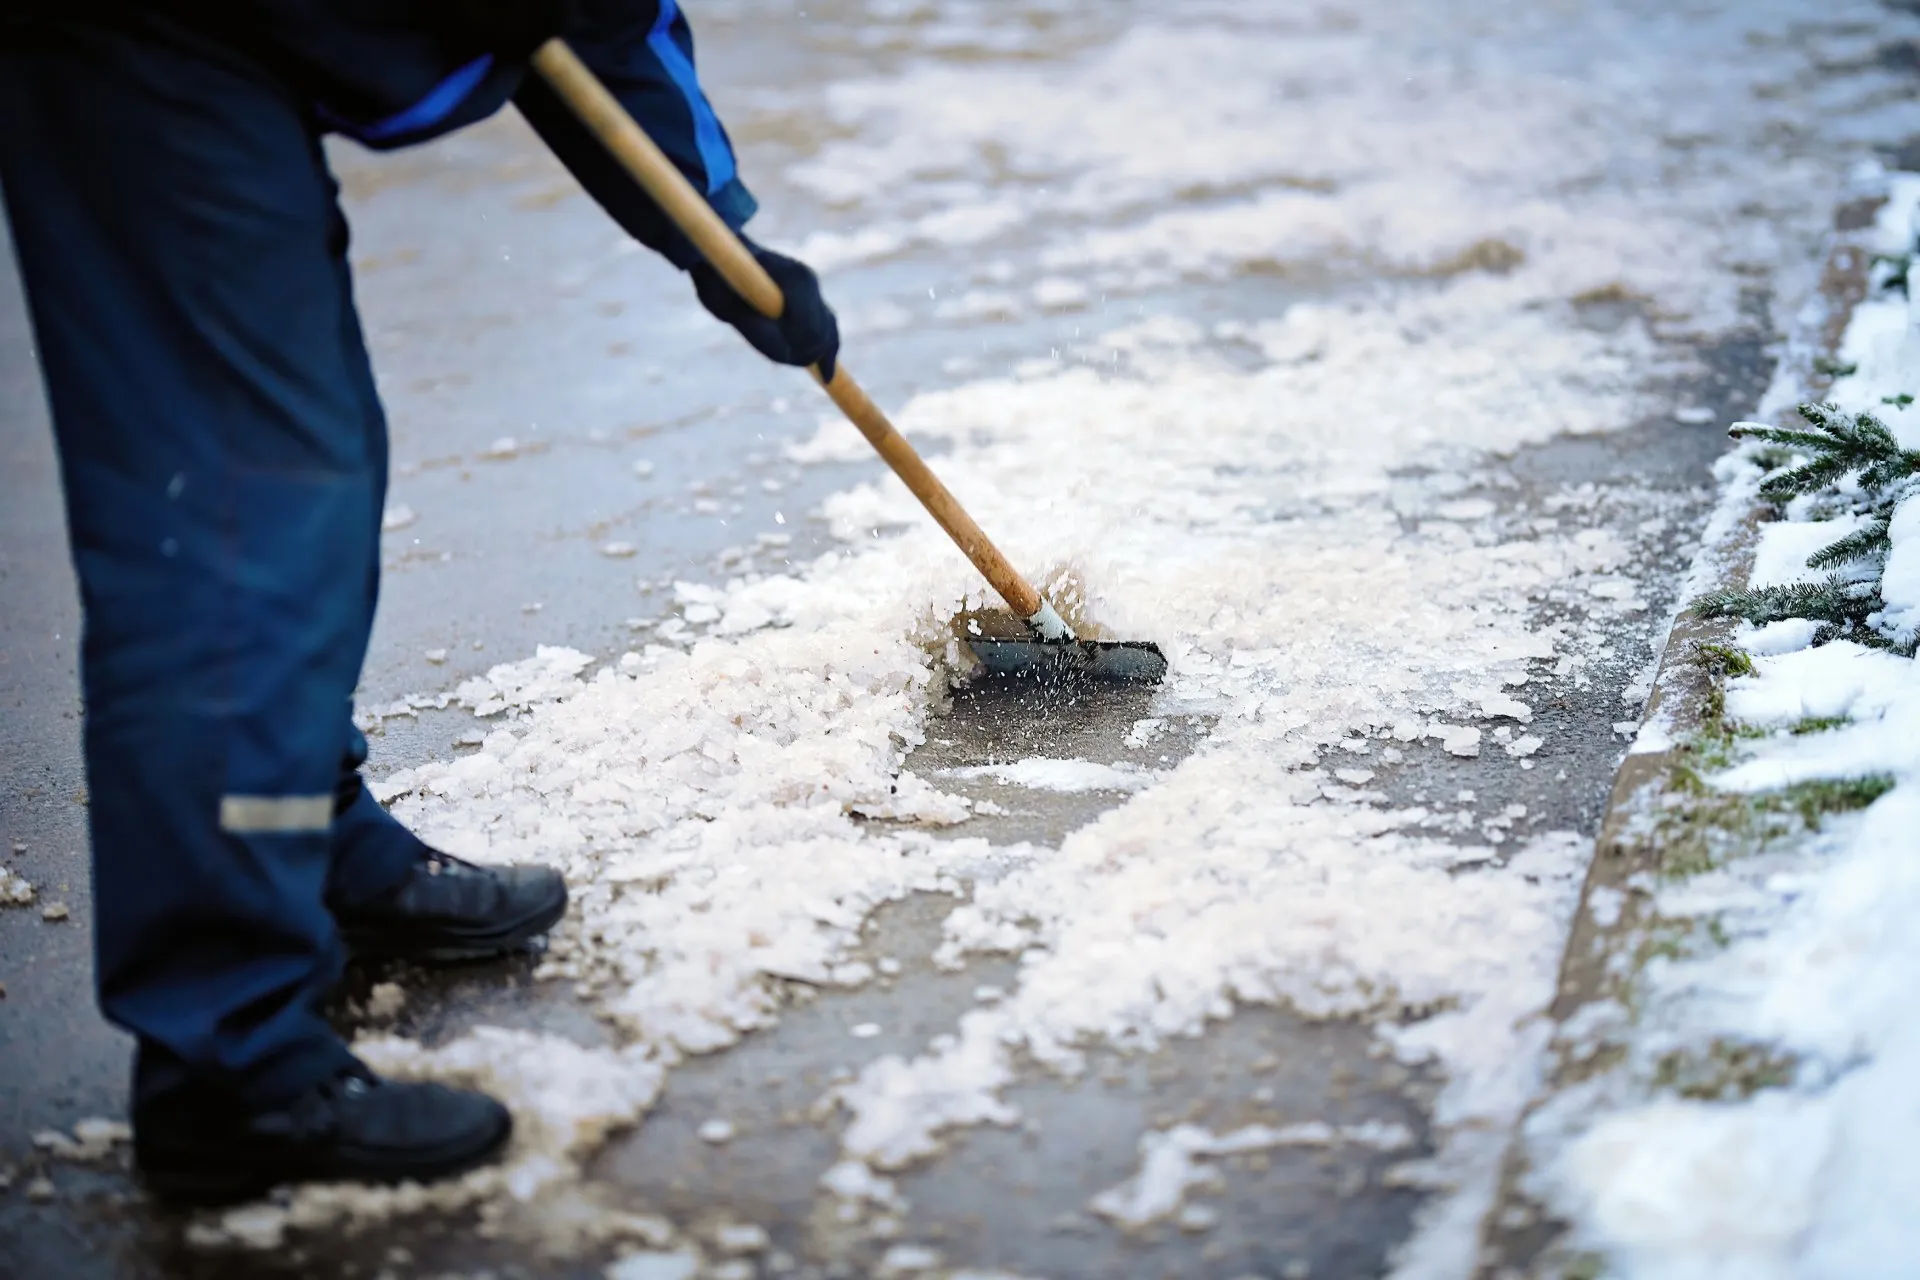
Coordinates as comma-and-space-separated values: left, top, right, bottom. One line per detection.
692, 243, 840, 382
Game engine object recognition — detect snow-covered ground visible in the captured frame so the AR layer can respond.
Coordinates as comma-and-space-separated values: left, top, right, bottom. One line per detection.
127, 1, 1920, 1273
1535, 178, 1920, 1279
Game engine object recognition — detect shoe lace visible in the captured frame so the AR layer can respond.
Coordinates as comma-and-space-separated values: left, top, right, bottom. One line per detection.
421, 849, 481, 878
253, 1066, 378, 1142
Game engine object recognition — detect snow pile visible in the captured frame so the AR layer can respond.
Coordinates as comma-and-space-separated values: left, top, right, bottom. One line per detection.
605, 1251, 699, 1280
387, 602, 982, 1053
943, 758, 1154, 793
31, 1116, 131, 1162
1544, 176, 1920, 1276
1090, 1120, 1416, 1229
360, 1029, 667, 1186
0, 866, 33, 906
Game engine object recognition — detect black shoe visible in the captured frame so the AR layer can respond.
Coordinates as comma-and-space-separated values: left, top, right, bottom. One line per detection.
136, 1065, 512, 1206
334, 850, 568, 963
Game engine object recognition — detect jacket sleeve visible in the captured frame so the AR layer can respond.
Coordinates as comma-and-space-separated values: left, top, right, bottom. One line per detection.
513, 0, 758, 270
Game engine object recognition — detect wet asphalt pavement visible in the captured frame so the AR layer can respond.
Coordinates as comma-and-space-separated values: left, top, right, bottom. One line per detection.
6, 3, 1920, 1277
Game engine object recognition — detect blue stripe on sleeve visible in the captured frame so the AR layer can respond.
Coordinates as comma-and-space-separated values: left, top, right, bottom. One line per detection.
336, 54, 496, 145
646, 0, 737, 193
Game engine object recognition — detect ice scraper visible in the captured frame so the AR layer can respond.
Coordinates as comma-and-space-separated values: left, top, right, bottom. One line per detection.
531, 40, 1166, 685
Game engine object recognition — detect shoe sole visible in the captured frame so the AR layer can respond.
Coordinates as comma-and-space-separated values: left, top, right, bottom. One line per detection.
140, 1111, 514, 1207
341, 886, 569, 964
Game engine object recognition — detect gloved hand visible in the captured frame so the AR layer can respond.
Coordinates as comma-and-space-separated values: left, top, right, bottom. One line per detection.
691, 242, 840, 382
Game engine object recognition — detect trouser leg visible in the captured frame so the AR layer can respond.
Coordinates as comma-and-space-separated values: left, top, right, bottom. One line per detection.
0, 12, 388, 1108
327, 724, 431, 910
322, 205, 426, 909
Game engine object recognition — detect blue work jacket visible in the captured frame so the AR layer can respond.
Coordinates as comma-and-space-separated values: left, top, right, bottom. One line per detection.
173, 0, 758, 267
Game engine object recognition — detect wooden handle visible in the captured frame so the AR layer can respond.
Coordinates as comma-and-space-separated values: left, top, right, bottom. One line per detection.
530, 39, 1048, 623
811, 368, 1043, 618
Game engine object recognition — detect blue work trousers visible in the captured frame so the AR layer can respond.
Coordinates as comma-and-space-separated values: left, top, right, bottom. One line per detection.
1, 11, 432, 1109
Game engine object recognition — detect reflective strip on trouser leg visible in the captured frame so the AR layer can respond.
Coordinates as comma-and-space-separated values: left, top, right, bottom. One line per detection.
219, 795, 335, 835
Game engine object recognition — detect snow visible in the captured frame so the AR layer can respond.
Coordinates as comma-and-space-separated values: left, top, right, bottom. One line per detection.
1548, 786, 1920, 1279
1629, 722, 1675, 756
1741, 618, 1825, 657
1090, 1121, 1417, 1229
819, 1158, 902, 1208
1748, 517, 1868, 590
605, 1252, 698, 1280
361, 981, 406, 1022
31, 1118, 132, 1162
1559, 1095, 1835, 1276
943, 758, 1152, 793
1718, 642, 1916, 790
712, 1222, 769, 1255
1882, 490, 1920, 634
1542, 175, 1920, 1276
0, 867, 33, 906
877, 1243, 942, 1275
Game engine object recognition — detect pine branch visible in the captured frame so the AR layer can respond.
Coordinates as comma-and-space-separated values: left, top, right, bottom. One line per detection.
1729, 424, 1846, 453
1874, 251, 1911, 297
1699, 402, 1920, 658
1690, 575, 1879, 629
1805, 516, 1892, 569
1730, 403, 1920, 500
1760, 454, 1853, 498
1861, 456, 1920, 492
1853, 628, 1920, 657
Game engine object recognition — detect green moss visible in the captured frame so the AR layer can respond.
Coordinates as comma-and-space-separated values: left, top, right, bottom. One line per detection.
1618, 918, 1720, 1022
1675, 722, 1761, 780
1788, 715, 1849, 735
1652, 1038, 1797, 1101
1701, 683, 1726, 733
1813, 355, 1859, 377
1563, 1254, 1607, 1280
1654, 771, 1892, 881
1579, 1042, 1629, 1079
1633, 919, 1698, 965
1690, 642, 1755, 677
1784, 774, 1895, 827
